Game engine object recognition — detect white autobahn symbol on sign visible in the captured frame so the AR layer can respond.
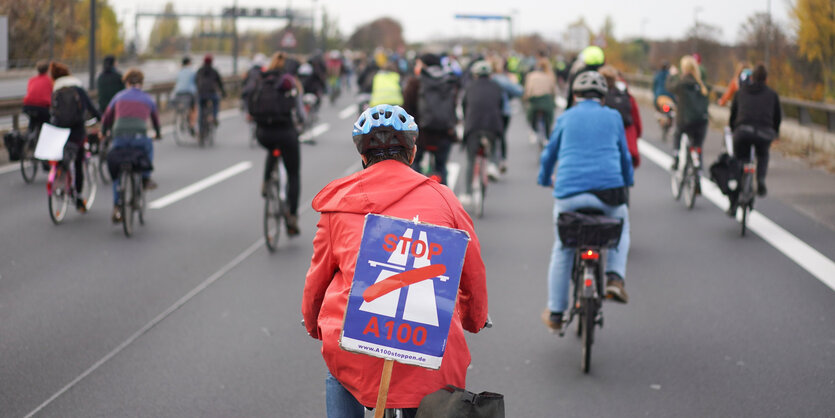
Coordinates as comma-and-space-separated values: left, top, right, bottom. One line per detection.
359, 228, 449, 327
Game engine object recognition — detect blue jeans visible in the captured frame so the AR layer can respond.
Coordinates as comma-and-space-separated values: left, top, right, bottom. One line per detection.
326, 371, 365, 418
547, 193, 630, 313
110, 136, 153, 205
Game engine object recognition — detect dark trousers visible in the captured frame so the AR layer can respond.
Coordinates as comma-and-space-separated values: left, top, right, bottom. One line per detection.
256, 125, 301, 215
673, 120, 708, 166
412, 139, 452, 185
733, 130, 772, 184
23, 105, 50, 133
500, 115, 510, 161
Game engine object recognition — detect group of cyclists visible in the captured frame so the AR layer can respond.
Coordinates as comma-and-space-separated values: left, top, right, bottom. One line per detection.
12, 41, 782, 416
653, 55, 782, 214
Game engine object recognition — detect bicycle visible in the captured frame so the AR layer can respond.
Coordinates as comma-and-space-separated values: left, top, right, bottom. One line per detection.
198, 98, 216, 147
263, 148, 287, 252
46, 142, 96, 224
557, 209, 623, 374
670, 132, 701, 209
111, 147, 151, 237
172, 93, 195, 146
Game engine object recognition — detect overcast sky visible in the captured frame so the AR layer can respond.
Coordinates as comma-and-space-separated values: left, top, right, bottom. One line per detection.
111, 0, 792, 48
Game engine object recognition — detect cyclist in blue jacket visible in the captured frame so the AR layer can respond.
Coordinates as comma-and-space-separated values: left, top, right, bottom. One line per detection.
537, 71, 633, 332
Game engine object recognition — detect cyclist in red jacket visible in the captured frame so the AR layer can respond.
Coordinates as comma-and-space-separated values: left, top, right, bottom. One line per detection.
22, 60, 53, 134
302, 105, 489, 417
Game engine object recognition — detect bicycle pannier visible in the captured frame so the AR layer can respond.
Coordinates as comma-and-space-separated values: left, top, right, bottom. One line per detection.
3, 131, 25, 161
415, 385, 504, 418
106, 147, 152, 179
557, 211, 623, 248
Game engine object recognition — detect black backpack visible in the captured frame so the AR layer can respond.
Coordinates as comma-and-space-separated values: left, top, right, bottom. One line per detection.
604, 87, 634, 127
51, 86, 85, 128
418, 73, 457, 131
247, 72, 296, 125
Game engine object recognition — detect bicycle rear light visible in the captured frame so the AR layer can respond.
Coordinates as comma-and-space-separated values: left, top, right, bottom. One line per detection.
584, 278, 593, 288
581, 250, 599, 260
272, 149, 281, 157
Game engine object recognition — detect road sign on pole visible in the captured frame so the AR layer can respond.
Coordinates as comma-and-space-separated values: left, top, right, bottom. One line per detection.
340, 214, 470, 370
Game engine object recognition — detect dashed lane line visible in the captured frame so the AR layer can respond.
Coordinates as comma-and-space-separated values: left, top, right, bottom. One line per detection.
639, 138, 835, 292
339, 105, 357, 120
148, 161, 253, 209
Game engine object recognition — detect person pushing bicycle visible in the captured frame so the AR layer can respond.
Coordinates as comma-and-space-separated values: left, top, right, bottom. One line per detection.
537, 71, 633, 332
301, 105, 489, 417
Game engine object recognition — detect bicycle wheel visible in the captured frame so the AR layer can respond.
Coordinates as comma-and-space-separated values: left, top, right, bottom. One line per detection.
264, 180, 283, 252
98, 141, 111, 184
20, 140, 38, 183
137, 177, 146, 226
121, 170, 135, 237
670, 158, 686, 200
683, 162, 697, 209
48, 168, 69, 224
80, 160, 97, 210
173, 112, 185, 146
581, 300, 595, 374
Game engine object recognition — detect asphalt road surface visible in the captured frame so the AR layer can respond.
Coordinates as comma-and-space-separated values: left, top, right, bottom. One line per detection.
1, 93, 833, 417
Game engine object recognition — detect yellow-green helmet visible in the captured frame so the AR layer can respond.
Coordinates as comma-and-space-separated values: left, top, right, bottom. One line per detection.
581, 46, 605, 66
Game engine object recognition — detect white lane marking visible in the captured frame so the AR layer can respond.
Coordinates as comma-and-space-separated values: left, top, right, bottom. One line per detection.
23, 159, 359, 416
149, 161, 253, 209
638, 139, 835, 291
447, 162, 461, 192
339, 105, 356, 120
299, 123, 330, 142
0, 163, 18, 174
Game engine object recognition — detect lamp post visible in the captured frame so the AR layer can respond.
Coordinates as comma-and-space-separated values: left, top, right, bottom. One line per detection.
89, 0, 96, 89
764, 0, 771, 65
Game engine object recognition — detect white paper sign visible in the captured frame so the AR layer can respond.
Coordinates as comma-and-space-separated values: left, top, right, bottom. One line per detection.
34, 123, 71, 161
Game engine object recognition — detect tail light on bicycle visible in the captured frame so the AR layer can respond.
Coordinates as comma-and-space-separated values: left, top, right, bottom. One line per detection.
580, 249, 599, 260
689, 147, 702, 168
272, 149, 281, 157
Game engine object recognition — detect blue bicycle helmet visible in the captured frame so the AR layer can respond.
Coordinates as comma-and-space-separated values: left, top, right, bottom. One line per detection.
352, 105, 418, 154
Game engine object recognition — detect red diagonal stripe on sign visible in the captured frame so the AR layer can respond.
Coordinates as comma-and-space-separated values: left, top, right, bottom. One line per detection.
362, 264, 447, 303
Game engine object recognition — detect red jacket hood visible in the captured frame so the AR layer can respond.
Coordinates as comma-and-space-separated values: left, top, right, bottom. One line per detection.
312, 159, 431, 214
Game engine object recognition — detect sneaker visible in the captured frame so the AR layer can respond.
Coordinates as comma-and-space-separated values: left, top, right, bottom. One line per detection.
142, 178, 158, 191
529, 132, 538, 144
487, 163, 500, 181
670, 156, 679, 171
76, 197, 87, 213
458, 193, 473, 206
499, 160, 508, 174
757, 183, 767, 197
111, 206, 122, 223
286, 214, 300, 237
605, 273, 629, 304
541, 308, 563, 333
